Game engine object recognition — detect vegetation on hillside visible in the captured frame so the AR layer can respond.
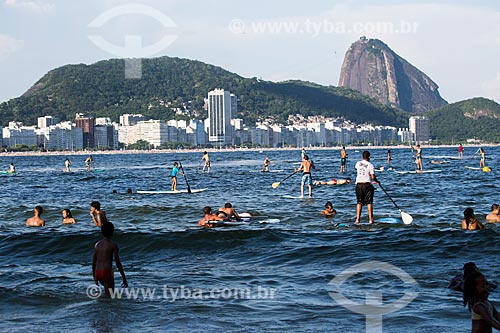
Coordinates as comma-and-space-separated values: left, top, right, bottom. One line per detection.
0, 56, 408, 127
425, 97, 500, 143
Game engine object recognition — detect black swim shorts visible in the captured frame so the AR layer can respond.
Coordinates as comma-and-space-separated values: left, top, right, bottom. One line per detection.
356, 183, 374, 206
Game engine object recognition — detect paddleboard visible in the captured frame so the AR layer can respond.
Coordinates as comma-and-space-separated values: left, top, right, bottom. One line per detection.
378, 217, 402, 224
210, 221, 249, 227
283, 195, 313, 199
137, 188, 208, 194
0, 171, 15, 174
465, 166, 481, 170
249, 169, 284, 173
238, 212, 252, 222
395, 170, 442, 174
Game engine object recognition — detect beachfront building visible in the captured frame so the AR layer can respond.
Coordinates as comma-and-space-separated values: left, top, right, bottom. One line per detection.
75, 113, 95, 149
36, 122, 83, 150
398, 128, 413, 143
409, 116, 430, 144
120, 114, 145, 126
186, 120, 206, 146
136, 120, 168, 148
208, 89, 234, 145
2, 122, 37, 148
38, 116, 57, 129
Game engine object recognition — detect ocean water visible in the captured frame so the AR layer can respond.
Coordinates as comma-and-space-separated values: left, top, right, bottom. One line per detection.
1, 146, 499, 332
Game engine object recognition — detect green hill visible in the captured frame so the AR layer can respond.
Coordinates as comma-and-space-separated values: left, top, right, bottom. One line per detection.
425, 97, 500, 143
0, 56, 408, 127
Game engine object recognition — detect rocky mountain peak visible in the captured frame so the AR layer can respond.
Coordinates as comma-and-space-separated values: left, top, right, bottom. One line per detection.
338, 37, 447, 113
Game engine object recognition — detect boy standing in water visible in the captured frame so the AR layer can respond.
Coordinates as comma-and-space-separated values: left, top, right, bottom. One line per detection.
92, 222, 128, 298
90, 201, 109, 227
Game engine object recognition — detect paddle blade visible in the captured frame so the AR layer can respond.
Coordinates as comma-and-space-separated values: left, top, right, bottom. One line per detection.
400, 210, 413, 225
271, 182, 281, 189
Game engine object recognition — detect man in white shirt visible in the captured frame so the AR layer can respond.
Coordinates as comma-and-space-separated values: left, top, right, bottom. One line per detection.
355, 151, 380, 224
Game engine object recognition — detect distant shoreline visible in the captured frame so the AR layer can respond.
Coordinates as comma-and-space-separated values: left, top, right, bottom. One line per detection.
1, 144, 498, 157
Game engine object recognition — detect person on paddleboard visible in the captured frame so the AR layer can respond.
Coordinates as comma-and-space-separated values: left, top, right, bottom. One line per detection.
64, 158, 71, 172
458, 144, 463, 158
217, 202, 241, 221
355, 151, 380, 224
340, 146, 348, 173
411, 145, 423, 172
477, 148, 486, 169
263, 156, 271, 172
8, 162, 15, 174
314, 178, 351, 186
85, 155, 94, 172
171, 162, 183, 191
201, 151, 211, 173
295, 154, 315, 198
198, 206, 223, 227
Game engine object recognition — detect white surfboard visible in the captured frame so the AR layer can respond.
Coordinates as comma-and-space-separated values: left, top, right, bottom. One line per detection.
465, 166, 481, 170
395, 170, 442, 174
283, 195, 313, 199
137, 188, 208, 194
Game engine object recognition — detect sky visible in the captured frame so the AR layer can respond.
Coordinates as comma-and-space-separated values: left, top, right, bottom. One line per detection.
1, 0, 500, 105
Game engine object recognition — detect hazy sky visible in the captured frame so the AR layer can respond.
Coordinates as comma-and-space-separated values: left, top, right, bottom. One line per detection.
1, 0, 499, 105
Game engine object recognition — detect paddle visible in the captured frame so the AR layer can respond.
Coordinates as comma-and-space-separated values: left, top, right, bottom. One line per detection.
178, 161, 192, 194
272, 170, 299, 189
377, 183, 413, 225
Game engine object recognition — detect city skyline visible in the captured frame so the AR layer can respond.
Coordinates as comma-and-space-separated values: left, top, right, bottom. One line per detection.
1, 0, 500, 106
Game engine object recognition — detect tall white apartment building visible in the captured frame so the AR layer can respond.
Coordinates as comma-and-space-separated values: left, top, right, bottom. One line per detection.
409, 116, 430, 143
208, 89, 234, 145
